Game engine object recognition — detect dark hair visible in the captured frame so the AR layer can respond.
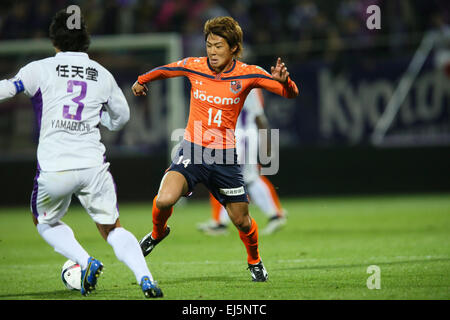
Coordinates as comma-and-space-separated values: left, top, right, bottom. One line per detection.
49, 9, 90, 52
204, 16, 243, 59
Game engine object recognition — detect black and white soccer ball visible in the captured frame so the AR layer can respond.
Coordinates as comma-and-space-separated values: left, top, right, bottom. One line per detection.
61, 259, 82, 291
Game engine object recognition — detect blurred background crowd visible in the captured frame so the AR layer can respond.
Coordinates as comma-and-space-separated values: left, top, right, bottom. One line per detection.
0, 0, 448, 63
0, 1, 449, 202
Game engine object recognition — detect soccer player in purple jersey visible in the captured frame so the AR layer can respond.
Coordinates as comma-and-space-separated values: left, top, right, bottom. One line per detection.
0, 9, 162, 298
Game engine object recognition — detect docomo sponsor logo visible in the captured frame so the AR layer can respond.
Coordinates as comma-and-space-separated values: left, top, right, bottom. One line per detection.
170, 121, 279, 175
193, 89, 240, 105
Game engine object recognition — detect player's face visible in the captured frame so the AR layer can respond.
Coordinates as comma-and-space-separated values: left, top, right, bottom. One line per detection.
206, 33, 236, 73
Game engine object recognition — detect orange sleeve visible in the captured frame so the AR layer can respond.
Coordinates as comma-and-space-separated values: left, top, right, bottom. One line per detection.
137, 58, 191, 84
250, 66, 299, 98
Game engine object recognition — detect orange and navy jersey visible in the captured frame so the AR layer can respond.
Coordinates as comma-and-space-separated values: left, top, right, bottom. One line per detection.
137, 57, 299, 149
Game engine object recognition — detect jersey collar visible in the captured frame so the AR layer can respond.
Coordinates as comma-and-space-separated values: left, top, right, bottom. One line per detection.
207, 58, 236, 75
223, 59, 236, 74
55, 51, 89, 58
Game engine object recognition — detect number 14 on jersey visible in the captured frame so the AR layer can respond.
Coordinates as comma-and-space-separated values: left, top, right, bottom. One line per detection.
207, 108, 222, 127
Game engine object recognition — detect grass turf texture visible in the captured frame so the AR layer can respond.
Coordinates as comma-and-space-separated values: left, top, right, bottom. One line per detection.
0, 193, 449, 300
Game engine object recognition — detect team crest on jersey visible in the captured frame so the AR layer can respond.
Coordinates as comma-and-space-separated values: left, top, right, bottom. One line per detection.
230, 80, 242, 94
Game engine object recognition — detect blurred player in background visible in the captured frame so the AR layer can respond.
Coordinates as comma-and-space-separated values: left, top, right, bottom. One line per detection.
0, 9, 162, 298
133, 16, 298, 282
198, 88, 287, 236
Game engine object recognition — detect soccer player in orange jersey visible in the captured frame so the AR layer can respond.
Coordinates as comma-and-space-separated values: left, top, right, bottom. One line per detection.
132, 16, 298, 282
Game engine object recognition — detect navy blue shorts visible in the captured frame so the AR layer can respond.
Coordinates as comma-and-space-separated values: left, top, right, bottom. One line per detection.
167, 140, 249, 206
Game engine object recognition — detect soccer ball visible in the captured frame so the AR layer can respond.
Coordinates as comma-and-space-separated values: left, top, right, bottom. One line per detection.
61, 259, 82, 291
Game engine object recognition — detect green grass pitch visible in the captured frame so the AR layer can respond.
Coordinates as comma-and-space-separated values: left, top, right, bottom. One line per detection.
0, 193, 449, 300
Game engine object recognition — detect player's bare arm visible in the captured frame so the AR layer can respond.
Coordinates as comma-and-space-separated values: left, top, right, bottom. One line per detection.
270, 57, 290, 84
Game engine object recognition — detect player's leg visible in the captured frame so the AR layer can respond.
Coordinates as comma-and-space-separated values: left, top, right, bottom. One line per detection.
197, 193, 229, 235
31, 169, 91, 271
139, 170, 188, 257
244, 163, 282, 218
97, 219, 163, 298
97, 219, 154, 286
32, 169, 103, 296
225, 201, 258, 260
225, 201, 268, 281
256, 175, 284, 217
209, 160, 268, 281
210, 192, 223, 224
247, 175, 287, 234
219, 205, 229, 224
77, 163, 162, 298
152, 170, 188, 239
140, 140, 200, 256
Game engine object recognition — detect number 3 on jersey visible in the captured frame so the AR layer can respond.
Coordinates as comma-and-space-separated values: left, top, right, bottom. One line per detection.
63, 80, 87, 121
207, 108, 222, 127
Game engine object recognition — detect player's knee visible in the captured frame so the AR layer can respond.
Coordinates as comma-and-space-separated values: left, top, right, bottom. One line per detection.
155, 194, 176, 210
232, 215, 251, 233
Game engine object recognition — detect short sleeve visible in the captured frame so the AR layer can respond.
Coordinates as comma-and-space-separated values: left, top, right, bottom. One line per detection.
14, 61, 41, 97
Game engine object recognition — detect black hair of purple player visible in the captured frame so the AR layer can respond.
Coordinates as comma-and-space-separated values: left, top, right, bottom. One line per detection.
49, 9, 90, 52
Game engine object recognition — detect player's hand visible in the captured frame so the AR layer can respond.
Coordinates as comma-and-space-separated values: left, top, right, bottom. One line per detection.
132, 81, 148, 96
271, 57, 290, 84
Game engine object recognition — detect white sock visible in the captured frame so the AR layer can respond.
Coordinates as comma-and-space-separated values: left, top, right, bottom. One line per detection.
107, 227, 154, 283
219, 206, 230, 225
247, 177, 279, 218
37, 222, 90, 269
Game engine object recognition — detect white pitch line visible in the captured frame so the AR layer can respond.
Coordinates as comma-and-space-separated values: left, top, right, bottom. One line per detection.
155, 255, 449, 266
0, 255, 447, 269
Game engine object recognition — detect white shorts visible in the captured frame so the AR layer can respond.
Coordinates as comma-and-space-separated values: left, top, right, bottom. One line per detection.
30, 163, 119, 225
